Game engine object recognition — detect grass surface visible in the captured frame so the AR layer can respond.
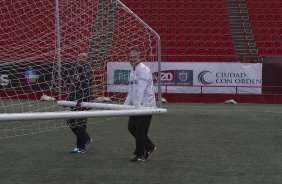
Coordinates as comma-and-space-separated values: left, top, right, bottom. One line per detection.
1, 103, 282, 184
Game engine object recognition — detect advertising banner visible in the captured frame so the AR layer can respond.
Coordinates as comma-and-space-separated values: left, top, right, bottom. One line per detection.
107, 62, 262, 94
0, 62, 54, 91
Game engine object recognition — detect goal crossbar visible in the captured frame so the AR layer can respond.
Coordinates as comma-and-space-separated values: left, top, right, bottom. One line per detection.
57, 100, 155, 110
0, 108, 167, 122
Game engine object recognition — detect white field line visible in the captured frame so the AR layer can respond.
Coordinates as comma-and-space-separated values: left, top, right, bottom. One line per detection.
264, 111, 282, 114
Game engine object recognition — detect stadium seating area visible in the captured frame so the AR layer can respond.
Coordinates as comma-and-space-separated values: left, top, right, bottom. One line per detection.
0, 0, 281, 63
245, 0, 282, 57
123, 0, 282, 62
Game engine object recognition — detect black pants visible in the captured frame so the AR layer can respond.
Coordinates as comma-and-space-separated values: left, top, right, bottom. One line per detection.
128, 115, 155, 156
67, 108, 90, 149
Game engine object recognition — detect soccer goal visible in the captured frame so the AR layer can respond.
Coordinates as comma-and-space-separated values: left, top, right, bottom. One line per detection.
0, 0, 165, 124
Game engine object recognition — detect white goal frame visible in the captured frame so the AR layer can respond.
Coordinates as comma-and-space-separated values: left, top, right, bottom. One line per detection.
0, 0, 165, 121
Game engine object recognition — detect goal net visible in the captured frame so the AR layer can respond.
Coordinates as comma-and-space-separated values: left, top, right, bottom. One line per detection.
0, 0, 163, 137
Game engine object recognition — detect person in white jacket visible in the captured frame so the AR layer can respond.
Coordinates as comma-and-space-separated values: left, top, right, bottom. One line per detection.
124, 50, 156, 162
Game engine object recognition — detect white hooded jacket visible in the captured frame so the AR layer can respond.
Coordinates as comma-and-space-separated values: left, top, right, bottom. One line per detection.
124, 62, 156, 108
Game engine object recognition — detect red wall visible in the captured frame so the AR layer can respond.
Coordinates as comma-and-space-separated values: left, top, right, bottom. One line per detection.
163, 93, 282, 104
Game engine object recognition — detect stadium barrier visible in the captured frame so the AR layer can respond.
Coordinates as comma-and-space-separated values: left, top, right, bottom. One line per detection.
162, 85, 282, 104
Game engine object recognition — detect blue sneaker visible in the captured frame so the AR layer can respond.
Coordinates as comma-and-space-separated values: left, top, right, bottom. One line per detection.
85, 138, 93, 146
70, 147, 85, 154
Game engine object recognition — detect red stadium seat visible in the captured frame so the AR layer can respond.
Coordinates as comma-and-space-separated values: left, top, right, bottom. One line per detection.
121, 0, 245, 61
246, 0, 282, 57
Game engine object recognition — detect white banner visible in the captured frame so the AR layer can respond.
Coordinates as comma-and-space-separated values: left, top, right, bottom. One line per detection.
107, 62, 262, 94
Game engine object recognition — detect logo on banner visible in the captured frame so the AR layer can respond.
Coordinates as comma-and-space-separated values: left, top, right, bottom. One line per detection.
24, 67, 39, 84
175, 70, 193, 85
156, 70, 193, 86
178, 71, 188, 81
198, 71, 213, 85
160, 70, 175, 85
0, 74, 10, 86
114, 70, 130, 84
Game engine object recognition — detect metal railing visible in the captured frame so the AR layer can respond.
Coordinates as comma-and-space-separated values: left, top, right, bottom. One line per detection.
162, 85, 282, 94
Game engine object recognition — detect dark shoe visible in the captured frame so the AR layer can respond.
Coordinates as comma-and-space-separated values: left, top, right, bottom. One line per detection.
130, 155, 146, 162
85, 138, 93, 145
145, 146, 156, 159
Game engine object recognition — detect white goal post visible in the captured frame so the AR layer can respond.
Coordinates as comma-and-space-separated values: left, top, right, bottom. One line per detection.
0, 0, 164, 122
58, 100, 136, 110
0, 108, 167, 121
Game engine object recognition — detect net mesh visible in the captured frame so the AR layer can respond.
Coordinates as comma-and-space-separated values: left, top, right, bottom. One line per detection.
0, 0, 159, 138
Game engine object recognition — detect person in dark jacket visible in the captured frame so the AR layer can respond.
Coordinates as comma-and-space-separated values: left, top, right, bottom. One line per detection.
67, 53, 93, 154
